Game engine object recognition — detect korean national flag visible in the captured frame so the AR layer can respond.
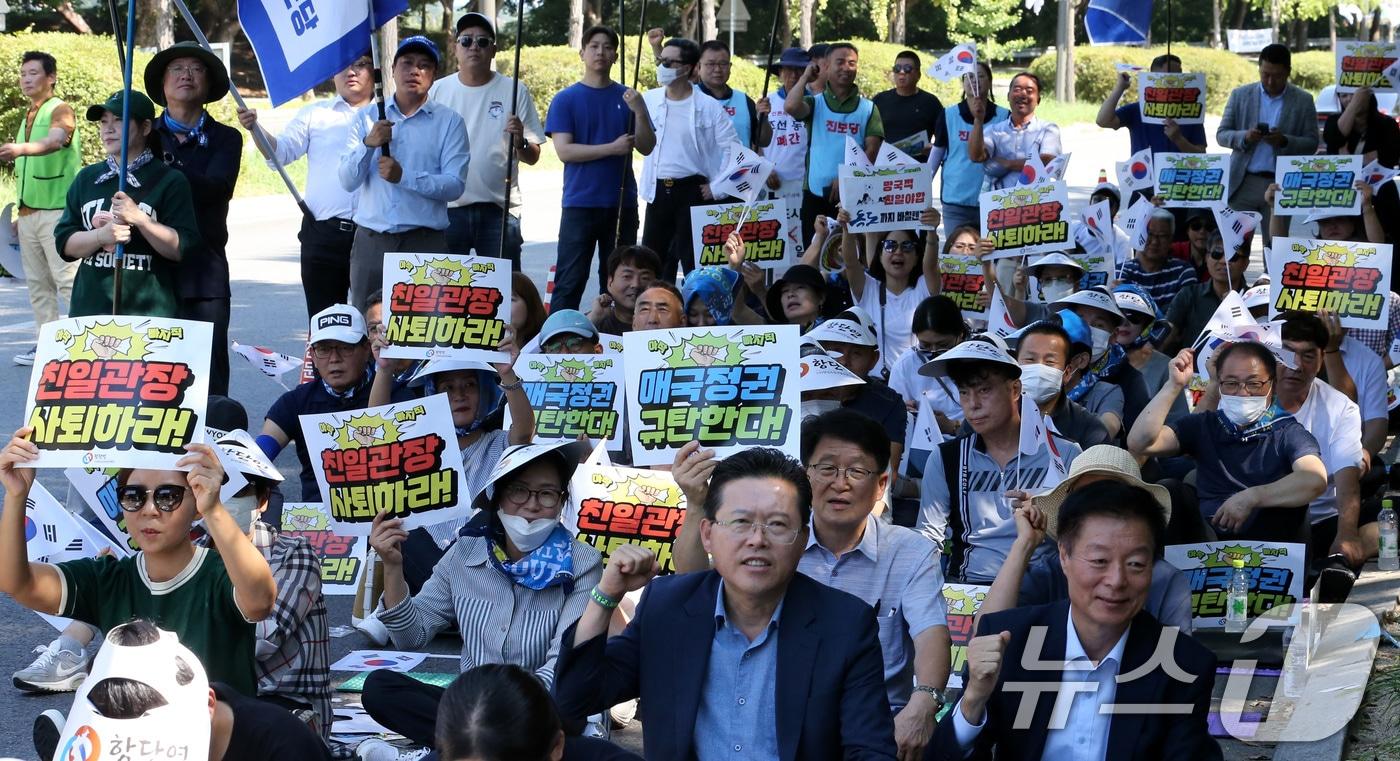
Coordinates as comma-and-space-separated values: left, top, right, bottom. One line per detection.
926, 43, 978, 83
1116, 148, 1155, 193
239, 0, 408, 106
709, 143, 775, 204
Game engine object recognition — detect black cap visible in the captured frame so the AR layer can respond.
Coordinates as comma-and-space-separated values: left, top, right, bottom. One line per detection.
144, 41, 230, 106
456, 12, 495, 36
766, 264, 827, 322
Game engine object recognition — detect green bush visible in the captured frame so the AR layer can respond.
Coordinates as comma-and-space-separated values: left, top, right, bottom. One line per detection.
844, 39, 965, 105
1288, 50, 1334, 93
1028, 45, 1258, 112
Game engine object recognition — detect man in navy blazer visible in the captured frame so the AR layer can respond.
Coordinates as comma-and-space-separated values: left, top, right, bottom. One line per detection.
553, 447, 897, 761
928, 480, 1221, 761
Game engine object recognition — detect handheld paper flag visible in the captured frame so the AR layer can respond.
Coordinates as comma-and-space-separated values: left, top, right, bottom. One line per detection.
232, 340, 302, 387
1361, 159, 1398, 192
1121, 193, 1155, 251
1045, 152, 1072, 181
1116, 148, 1155, 193
987, 288, 1018, 339
877, 142, 920, 168
844, 135, 872, 168
709, 144, 775, 204
1387, 57, 1400, 90
927, 43, 978, 82
1082, 199, 1114, 253
1212, 207, 1261, 264
1017, 154, 1051, 187
239, 0, 409, 106
1018, 391, 1047, 457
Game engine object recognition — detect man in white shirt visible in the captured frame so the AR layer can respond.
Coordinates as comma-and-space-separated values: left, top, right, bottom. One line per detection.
429, 12, 545, 266
237, 55, 372, 319
640, 37, 739, 283
763, 48, 812, 260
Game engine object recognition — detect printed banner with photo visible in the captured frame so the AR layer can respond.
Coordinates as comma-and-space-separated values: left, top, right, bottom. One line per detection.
1164, 542, 1305, 629
299, 394, 469, 536
506, 354, 625, 451
1335, 40, 1400, 93
381, 253, 510, 362
623, 325, 801, 466
943, 583, 989, 689
839, 162, 934, 233
1138, 71, 1207, 125
939, 254, 988, 323
1266, 237, 1393, 330
1272, 155, 1362, 217
1154, 152, 1230, 208
280, 502, 369, 595
24, 481, 127, 630
979, 182, 1071, 259
689, 199, 790, 269
22, 316, 211, 470
565, 460, 688, 574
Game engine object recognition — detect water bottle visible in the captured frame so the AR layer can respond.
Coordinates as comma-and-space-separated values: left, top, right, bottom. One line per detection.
1379, 498, 1398, 571
1225, 558, 1250, 632
1281, 626, 1307, 698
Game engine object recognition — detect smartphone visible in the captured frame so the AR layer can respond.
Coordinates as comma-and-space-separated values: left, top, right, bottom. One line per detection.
1256, 122, 1270, 133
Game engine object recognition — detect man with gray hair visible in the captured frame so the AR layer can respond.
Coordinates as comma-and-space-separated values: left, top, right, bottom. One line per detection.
1119, 207, 1196, 309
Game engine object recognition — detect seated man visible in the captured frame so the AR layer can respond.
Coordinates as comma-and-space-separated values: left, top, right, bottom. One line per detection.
1012, 314, 1112, 449
929, 480, 1221, 761
552, 448, 897, 760
1163, 230, 1250, 355
587, 245, 660, 334
1127, 342, 1327, 544
1051, 288, 1151, 438
917, 336, 1082, 582
632, 281, 686, 331
1120, 208, 1198, 310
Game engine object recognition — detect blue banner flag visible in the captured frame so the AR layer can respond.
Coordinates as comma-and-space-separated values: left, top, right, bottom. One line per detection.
1085, 0, 1154, 45
239, 0, 407, 106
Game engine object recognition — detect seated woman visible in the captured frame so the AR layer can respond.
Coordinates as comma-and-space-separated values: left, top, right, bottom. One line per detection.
54, 90, 199, 317
359, 442, 603, 757
0, 429, 276, 697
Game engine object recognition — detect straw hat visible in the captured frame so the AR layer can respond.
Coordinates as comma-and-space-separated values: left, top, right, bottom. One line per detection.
1031, 444, 1172, 539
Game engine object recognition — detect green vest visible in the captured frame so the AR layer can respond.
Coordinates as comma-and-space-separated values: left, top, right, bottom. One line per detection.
16, 97, 80, 210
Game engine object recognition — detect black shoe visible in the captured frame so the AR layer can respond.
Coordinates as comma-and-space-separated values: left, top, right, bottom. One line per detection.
1316, 559, 1357, 605
32, 708, 64, 760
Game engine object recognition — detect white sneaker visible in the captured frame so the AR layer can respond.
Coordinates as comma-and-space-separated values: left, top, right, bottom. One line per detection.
355, 738, 431, 761
583, 711, 611, 740
13, 640, 92, 693
354, 611, 390, 647
13, 347, 35, 366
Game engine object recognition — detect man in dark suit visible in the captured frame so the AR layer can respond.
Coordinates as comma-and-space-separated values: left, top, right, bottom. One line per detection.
929, 480, 1221, 761
553, 447, 897, 761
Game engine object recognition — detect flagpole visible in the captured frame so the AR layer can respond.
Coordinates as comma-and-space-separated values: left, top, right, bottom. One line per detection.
760, 0, 784, 99
111, 0, 137, 315
499, 0, 526, 262
363, 0, 392, 160
106, 0, 125, 71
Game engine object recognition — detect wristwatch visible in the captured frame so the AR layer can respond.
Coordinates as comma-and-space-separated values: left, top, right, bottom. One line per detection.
499, 378, 524, 392
913, 685, 946, 710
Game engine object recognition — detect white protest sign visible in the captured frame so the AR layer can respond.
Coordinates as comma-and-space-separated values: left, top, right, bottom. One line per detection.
690, 199, 790, 269
507, 353, 626, 451
381, 253, 510, 362
1138, 72, 1207, 125
979, 181, 1071, 260
565, 460, 688, 573
1335, 40, 1400, 93
280, 502, 369, 596
1272, 155, 1363, 217
939, 253, 988, 323
1154, 152, 1230, 208
839, 150, 934, 233
1267, 237, 1393, 330
943, 583, 990, 688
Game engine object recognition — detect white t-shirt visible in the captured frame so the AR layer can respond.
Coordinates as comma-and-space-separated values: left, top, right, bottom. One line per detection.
765, 91, 808, 182
652, 93, 704, 180
854, 273, 933, 379
888, 345, 963, 422
1342, 335, 1388, 425
1292, 378, 1365, 524
429, 73, 544, 209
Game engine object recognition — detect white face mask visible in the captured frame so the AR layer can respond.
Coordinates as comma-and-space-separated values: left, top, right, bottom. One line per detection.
222, 492, 261, 533
656, 64, 681, 85
1089, 327, 1112, 361
1039, 280, 1074, 304
498, 511, 561, 554
1218, 393, 1270, 427
1019, 363, 1064, 404
801, 398, 842, 419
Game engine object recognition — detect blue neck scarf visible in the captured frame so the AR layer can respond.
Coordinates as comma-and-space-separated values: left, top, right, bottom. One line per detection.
162, 110, 208, 147
95, 149, 153, 188
1067, 343, 1126, 403
461, 513, 576, 592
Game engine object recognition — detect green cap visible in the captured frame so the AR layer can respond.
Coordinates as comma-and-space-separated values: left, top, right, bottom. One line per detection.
1231, 558, 1245, 569
85, 90, 157, 123
1386, 498, 1394, 510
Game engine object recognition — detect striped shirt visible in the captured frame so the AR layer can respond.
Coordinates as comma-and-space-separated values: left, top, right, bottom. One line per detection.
799, 515, 948, 708
377, 533, 603, 686
1119, 258, 1198, 311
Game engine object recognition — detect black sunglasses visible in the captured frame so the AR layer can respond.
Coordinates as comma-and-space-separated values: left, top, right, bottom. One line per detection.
1188, 219, 1215, 232
892, 63, 916, 73
118, 484, 188, 513
457, 35, 495, 49
1208, 248, 1246, 261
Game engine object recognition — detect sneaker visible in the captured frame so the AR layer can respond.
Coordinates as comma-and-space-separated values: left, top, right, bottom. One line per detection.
354, 611, 390, 647
13, 640, 92, 693
32, 709, 64, 761
13, 347, 34, 366
583, 711, 611, 740
609, 698, 638, 729
355, 738, 431, 761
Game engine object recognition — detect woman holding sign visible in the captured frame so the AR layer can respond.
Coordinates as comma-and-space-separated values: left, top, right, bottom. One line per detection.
359, 442, 602, 759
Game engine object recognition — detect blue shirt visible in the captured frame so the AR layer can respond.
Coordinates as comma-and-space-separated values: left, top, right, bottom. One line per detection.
1114, 103, 1209, 156
545, 81, 637, 208
693, 582, 782, 761
982, 115, 1062, 189
1246, 84, 1285, 174
338, 98, 469, 233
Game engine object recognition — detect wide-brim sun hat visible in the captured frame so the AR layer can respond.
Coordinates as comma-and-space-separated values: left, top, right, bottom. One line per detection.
471, 440, 592, 512
918, 335, 1019, 378
144, 41, 230, 106
1031, 444, 1172, 539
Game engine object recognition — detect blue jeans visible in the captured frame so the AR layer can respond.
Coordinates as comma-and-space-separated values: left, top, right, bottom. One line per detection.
446, 203, 522, 267
552, 205, 638, 312
940, 202, 981, 237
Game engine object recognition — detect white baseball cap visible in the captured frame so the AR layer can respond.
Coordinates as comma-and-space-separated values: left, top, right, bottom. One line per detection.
1027, 252, 1085, 277
308, 303, 366, 345
808, 307, 879, 348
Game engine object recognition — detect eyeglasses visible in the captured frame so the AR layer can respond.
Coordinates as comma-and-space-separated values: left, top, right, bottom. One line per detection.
1218, 379, 1271, 394
892, 64, 916, 74
948, 240, 978, 253
1126, 312, 1153, 326
168, 64, 206, 78
500, 484, 565, 509
711, 518, 801, 545
458, 35, 495, 49
702, 61, 732, 69
542, 335, 593, 353
117, 484, 187, 513
311, 342, 358, 359
367, 322, 385, 337
807, 463, 876, 483
881, 240, 918, 253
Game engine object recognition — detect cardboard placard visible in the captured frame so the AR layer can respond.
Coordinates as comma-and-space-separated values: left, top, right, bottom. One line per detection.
1164, 542, 1305, 629
23, 316, 211, 469
689, 199, 790, 269
1266, 237, 1393, 330
506, 353, 626, 451
280, 502, 369, 596
1138, 72, 1207, 125
979, 182, 1071, 260
1154, 152, 1230, 208
943, 583, 990, 689
1272, 155, 1362, 217
565, 460, 688, 574
299, 394, 469, 536
1335, 40, 1400, 93
622, 325, 801, 466
939, 254, 988, 323
381, 253, 510, 362
839, 163, 934, 233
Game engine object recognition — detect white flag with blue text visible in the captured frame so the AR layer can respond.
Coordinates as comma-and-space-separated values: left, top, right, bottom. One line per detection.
239, 0, 407, 106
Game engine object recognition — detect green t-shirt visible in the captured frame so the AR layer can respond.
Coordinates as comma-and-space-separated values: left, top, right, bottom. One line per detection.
56, 547, 257, 696
54, 158, 200, 318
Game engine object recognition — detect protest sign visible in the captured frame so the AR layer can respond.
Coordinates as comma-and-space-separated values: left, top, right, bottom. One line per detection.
690, 199, 790, 269
281, 502, 369, 595
1272, 155, 1362, 217
381, 253, 509, 362
939, 253, 988, 323
1138, 72, 1207, 125
1266, 237, 1393, 330
299, 394, 469, 536
23, 316, 211, 470
1335, 40, 1400, 93
24, 481, 127, 630
889, 130, 928, 157
239, 0, 407, 106
506, 354, 626, 451
623, 325, 800, 466
566, 460, 688, 573
943, 583, 990, 689
1072, 248, 1115, 290
1226, 28, 1272, 53
839, 163, 933, 233
1154, 153, 1230, 208
979, 182, 1071, 259
1164, 542, 1305, 629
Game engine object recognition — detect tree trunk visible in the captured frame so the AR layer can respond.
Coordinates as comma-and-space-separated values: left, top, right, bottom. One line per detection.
1329, 10, 1337, 55
1229, 0, 1247, 30
379, 17, 399, 101
799, 0, 814, 47
570, 0, 585, 48
1211, 0, 1222, 48
1372, 8, 1383, 41
479, 0, 499, 31
1291, 18, 1305, 51
1358, 10, 1371, 42
701, 0, 717, 43
889, 0, 906, 44
1269, 0, 1280, 42
138, 0, 175, 49
55, 1, 92, 34
1055, 0, 1074, 103
441, 1, 453, 38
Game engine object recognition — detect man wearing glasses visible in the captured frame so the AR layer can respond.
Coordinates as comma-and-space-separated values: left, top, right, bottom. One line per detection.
696, 40, 770, 150
872, 51, 943, 161
429, 12, 545, 266
238, 55, 375, 320
1163, 229, 1252, 354
554, 447, 898, 760
1120, 207, 1199, 314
